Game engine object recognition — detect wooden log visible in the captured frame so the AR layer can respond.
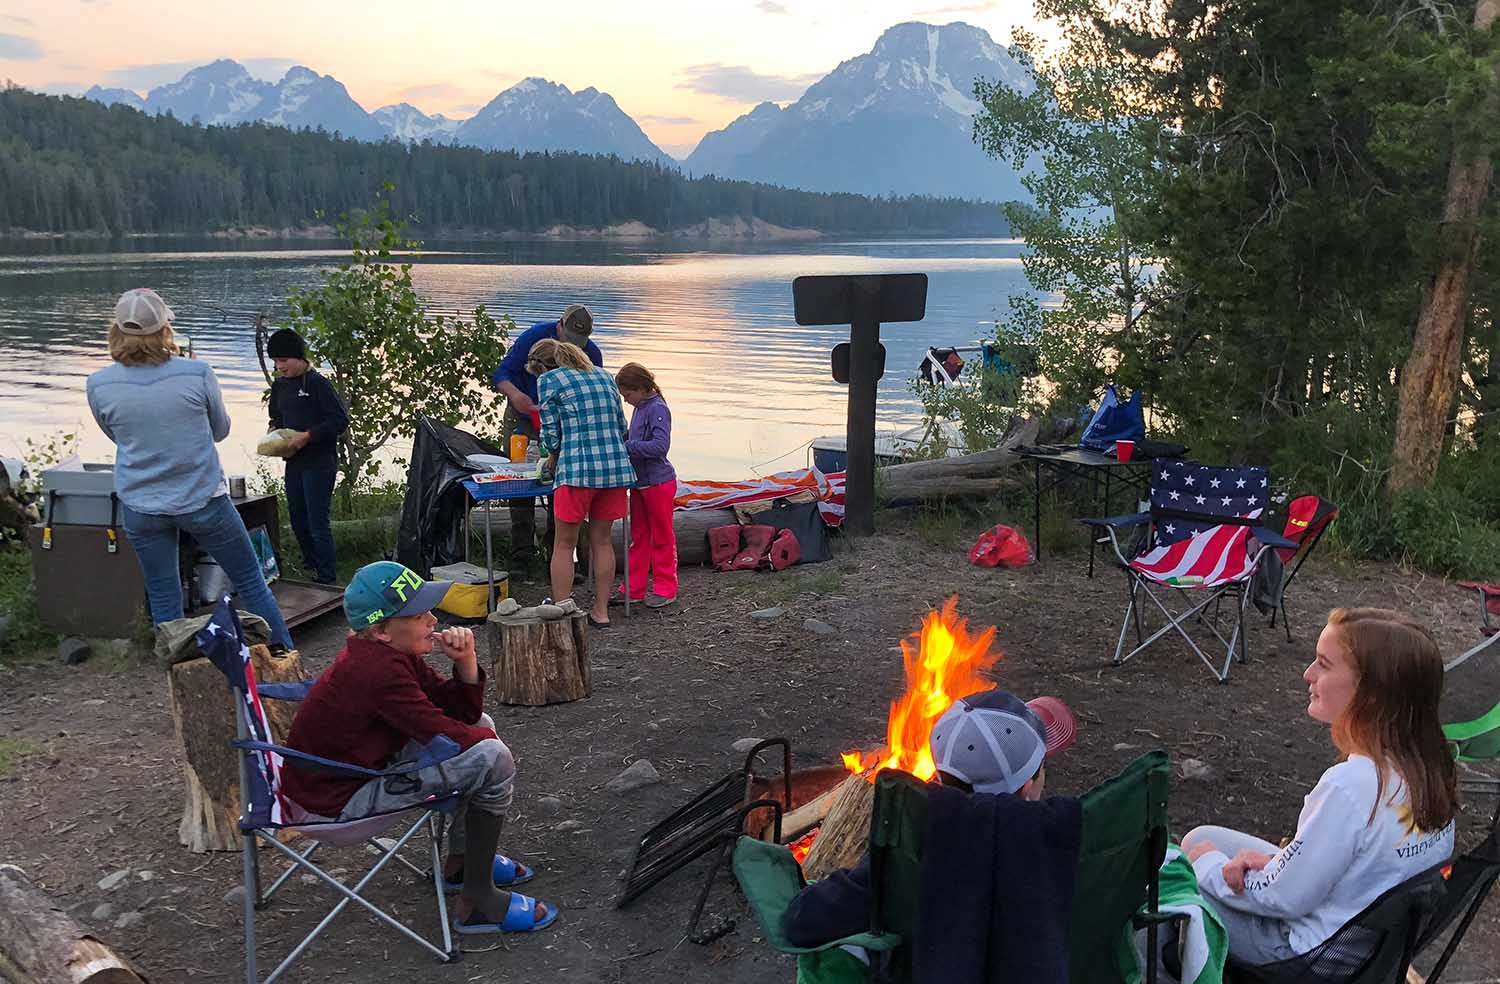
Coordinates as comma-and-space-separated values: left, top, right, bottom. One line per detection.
0, 864, 147, 984
168, 645, 307, 854
779, 783, 842, 843
488, 610, 591, 705
469, 506, 737, 568
800, 773, 877, 882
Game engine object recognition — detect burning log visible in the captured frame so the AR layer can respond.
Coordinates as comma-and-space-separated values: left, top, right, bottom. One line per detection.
0, 864, 147, 984
800, 772, 877, 881
169, 645, 306, 853
779, 783, 843, 843
488, 609, 591, 705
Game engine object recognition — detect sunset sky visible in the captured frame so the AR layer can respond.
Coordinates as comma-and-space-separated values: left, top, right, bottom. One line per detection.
0, 0, 1043, 157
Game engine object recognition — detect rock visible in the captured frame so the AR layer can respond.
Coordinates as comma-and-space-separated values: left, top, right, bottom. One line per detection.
1112, 742, 1139, 751
300, 873, 318, 886
366, 837, 399, 856
136, 870, 155, 881
732, 738, 766, 753
535, 796, 563, 817
113, 911, 145, 931
60, 638, 92, 666
534, 603, 565, 619
97, 869, 130, 891
91, 903, 115, 922
604, 759, 662, 794
802, 618, 836, 636
223, 885, 247, 906
556, 820, 586, 833
555, 598, 579, 614
749, 607, 784, 621
494, 597, 521, 616
1179, 758, 1217, 782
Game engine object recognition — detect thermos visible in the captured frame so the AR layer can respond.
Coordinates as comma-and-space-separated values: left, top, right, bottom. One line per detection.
509, 434, 529, 464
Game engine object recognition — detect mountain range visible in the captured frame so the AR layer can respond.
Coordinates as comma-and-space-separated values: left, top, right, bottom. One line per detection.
81, 21, 1031, 201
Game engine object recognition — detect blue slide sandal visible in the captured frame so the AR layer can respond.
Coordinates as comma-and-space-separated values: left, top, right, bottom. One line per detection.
452, 891, 559, 935
442, 853, 535, 893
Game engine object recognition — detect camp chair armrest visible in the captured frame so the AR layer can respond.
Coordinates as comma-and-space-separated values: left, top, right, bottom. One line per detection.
1133, 909, 1188, 930
1249, 527, 1297, 551
234, 740, 384, 778
1078, 512, 1151, 530
257, 677, 319, 701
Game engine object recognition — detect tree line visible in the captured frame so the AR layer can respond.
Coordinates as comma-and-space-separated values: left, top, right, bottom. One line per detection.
0, 87, 1011, 237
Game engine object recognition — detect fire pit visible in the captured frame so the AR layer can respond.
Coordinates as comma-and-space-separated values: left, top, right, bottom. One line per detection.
766, 598, 1002, 878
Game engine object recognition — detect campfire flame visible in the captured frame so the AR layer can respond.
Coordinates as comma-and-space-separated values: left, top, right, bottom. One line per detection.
842, 597, 1000, 781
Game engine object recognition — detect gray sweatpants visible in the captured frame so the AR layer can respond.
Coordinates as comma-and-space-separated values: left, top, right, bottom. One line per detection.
1181, 825, 1298, 965
337, 713, 515, 854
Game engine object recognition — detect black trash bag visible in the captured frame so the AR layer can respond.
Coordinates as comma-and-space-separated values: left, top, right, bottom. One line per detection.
396, 417, 503, 577
762, 499, 832, 564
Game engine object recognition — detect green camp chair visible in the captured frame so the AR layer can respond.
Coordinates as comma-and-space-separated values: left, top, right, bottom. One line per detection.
732, 750, 1173, 984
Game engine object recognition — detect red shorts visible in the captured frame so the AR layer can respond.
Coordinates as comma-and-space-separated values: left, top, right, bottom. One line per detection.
554, 485, 628, 524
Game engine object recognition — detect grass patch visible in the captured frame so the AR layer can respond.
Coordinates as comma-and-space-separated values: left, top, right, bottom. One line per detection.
0, 737, 38, 778
725, 566, 846, 606
0, 544, 55, 663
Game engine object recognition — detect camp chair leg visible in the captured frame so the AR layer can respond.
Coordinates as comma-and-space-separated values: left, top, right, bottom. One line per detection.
242, 830, 259, 984
1125, 583, 1240, 682
263, 839, 318, 903
1114, 578, 1143, 664
1424, 872, 1497, 984
258, 814, 452, 984
427, 813, 456, 960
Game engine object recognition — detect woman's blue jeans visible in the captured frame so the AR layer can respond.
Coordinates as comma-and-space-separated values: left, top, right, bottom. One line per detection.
121, 495, 294, 648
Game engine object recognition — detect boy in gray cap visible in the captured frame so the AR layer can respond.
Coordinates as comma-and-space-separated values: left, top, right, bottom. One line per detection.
783, 688, 1076, 947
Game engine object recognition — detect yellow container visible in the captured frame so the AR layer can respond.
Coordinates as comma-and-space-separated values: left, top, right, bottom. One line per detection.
509, 434, 529, 463
431, 562, 508, 619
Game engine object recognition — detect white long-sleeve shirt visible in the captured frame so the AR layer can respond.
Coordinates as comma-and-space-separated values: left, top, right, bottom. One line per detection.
1192, 755, 1454, 954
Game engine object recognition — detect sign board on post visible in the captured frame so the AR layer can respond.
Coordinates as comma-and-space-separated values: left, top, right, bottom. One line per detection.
831, 342, 886, 384
793, 273, 928, 536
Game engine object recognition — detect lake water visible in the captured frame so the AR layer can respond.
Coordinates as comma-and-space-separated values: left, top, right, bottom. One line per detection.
0, 237, 1032, 481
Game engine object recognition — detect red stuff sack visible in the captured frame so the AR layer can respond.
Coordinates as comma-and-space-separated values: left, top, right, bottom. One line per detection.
708, 526, 742, 572
968, 525, 1033, 568
734, 525, 776, 571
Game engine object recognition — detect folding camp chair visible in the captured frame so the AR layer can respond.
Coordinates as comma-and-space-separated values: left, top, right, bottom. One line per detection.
1441, 587, 1500, 826
1224, 865, 1447, 984
1267, 495, 1339, 641
732, 750, 1174, 984
1082, 460, 1295, 683
195, 599, 462, 984
1412, 814, 1500, 984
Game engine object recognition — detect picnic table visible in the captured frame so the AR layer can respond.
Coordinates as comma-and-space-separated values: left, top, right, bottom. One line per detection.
462, 476, 631, 616
1010, 445, 1153, 575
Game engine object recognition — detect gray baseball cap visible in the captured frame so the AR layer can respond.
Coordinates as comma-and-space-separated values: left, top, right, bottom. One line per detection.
114, 288, 175, 336
929, 689, 1077, 795
559, 304, 593, 347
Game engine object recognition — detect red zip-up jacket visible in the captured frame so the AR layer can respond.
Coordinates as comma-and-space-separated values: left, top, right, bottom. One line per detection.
281, 637, 493, 817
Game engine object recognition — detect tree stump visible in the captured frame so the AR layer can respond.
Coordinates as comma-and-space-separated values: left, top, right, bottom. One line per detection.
168, 645, 307, 853
800, 772, 877, 882
488, 611, 591, 705
0, 864, 146, 984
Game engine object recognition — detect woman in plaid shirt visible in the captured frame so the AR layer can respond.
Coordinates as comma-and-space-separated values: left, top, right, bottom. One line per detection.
529, 339, 635, 627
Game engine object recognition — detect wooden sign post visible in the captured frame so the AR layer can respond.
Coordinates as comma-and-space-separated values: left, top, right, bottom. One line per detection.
793, 273, 928, 536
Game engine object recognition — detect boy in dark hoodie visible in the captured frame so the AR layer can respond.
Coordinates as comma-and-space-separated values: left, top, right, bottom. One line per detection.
282, 561, 557, 934
266, 328, 348, 583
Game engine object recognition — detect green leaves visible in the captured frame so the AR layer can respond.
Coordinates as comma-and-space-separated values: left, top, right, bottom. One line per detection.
284, 193, 513, 493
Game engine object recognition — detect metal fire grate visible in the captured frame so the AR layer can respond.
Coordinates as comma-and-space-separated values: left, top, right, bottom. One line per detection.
617, 739, 792, 938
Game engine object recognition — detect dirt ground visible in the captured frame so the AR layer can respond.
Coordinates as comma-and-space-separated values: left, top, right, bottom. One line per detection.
2, 525, 1497, 984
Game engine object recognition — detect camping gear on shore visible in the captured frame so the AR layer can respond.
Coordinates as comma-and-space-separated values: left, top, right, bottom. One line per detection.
1079, 385, 1146, 454
199, 598, 461, 979
969, 525, 1032, 568
431, 560, 509, 618
1082, 460, 1296, 683
396, 416, 504, 577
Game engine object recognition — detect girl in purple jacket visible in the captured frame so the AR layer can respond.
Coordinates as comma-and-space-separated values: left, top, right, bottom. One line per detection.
614, 363, 677, 607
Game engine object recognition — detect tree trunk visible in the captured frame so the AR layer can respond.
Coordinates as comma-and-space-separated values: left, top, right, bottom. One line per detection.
488, 610, 591, 705
1389, 0, 1500, 493
168, 646, 307, 853
800, 773, 877, 882
0, 865, 146, 984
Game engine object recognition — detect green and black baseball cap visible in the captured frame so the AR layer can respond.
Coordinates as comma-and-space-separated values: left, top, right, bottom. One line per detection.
344, 561, 452, 629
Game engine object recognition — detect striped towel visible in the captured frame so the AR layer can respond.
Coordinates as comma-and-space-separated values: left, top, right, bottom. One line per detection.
675, 468, 845, 527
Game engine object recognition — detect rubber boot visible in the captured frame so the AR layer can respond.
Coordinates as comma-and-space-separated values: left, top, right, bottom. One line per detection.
733, 525, 775, 571
768, 529, 802, 571
460, 807, 509, 920
708, 525, 742, 572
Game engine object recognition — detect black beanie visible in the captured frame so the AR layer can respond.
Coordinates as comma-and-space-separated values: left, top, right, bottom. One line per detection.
266, 328, 307, 360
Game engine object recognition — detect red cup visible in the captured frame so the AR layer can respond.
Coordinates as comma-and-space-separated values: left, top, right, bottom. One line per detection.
1115, 439, 1135, 463
529, 409, 542, 432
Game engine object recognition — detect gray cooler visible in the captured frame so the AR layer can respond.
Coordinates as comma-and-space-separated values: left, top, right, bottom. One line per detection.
41, 461, 121, 528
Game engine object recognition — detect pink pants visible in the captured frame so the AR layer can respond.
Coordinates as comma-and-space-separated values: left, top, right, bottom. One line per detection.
624, 480, 678, 599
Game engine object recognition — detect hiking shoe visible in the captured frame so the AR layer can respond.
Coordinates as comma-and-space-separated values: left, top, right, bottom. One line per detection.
609, 589, 644, 607
645, 594, 677, 609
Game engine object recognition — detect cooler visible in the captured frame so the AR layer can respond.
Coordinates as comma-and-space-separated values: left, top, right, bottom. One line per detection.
431, 561, 508, 619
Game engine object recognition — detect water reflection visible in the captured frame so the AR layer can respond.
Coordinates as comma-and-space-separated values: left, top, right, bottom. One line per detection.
0, 238, 1030, 480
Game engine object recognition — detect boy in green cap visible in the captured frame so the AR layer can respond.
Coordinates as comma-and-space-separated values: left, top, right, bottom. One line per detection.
282, 560, 557, 934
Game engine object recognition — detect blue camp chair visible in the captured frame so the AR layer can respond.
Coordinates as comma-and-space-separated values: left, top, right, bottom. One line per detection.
196, 598, 464, 984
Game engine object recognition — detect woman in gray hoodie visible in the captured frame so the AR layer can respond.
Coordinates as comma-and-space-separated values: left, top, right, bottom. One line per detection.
86, 288, 292, 648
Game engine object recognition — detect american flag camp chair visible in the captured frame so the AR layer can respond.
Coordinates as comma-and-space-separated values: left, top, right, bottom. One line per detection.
196, 598, 464, 984
1080, 460, 1295, 683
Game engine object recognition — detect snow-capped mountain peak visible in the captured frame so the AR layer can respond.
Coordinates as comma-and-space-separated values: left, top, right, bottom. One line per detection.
372, 103, 461, 144
455, 76, 672, 164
